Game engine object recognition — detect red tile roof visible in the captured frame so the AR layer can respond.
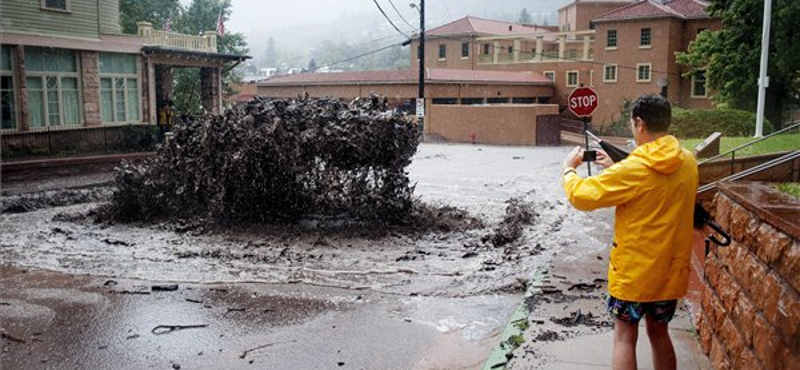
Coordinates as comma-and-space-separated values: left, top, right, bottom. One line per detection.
665, 0, 711, 19
557, 0, 636, 12
426, 16, 552, 37
593, 0, 710, 22
259, 68, 552, 86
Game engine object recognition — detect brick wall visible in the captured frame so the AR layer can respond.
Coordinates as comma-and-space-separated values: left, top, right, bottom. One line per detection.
699, 183, 800, 370
426, 104, 558, 145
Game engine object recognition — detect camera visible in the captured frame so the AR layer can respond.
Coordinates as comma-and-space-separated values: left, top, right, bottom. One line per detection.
582, 150, 597, 162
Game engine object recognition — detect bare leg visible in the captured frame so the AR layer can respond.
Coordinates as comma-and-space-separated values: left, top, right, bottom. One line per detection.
612, 318, 639, 370
645, 315, 676, 370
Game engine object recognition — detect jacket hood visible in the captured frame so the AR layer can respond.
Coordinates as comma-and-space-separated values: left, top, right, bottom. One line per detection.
628, 135, 685, 174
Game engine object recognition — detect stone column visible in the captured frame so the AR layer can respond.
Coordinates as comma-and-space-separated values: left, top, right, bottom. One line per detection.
558, 35, 566, 60
80, 51, 101, 127
155, 65, 173, 104
513, 39, 521, 63
203, 31, 218, 52
492, 41, 500, 64
200, 66, 221, 115
582, 34, 591, 60
14, 45, 28, 132
137, 22, 153, 37
535, 36, 543, 61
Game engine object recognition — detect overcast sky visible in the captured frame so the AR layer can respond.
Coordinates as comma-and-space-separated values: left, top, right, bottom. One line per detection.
218, 0, 569, 39
177, 0, 572, 63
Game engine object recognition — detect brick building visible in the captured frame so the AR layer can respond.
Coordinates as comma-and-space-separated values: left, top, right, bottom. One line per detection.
258, 68, 560, 145
0, 0, 248, 154
411, 0, 720, 126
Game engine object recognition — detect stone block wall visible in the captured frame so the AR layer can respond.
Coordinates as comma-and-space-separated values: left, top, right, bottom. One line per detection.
80, 51, 102, 127
698, 183, 799, 370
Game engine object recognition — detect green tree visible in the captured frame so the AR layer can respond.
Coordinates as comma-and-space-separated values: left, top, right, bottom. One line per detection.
171, 0, 249, 112
676, 0, 800, 127
263, 37, 278, 68
517, 8, 532, 25
119, 0, 182, 34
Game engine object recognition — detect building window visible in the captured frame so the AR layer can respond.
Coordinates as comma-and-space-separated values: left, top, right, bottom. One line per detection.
461, 43, 469, 58
507, 46, 513, 54
41, 0, 69, 11
636, 63, 652, 82
566, 70, 579, 87
460, 98, 484, 105
640, 28, 651, 47
1, 45, 16, 130
99, 53, 139, 124
432, 98, 457, 105
487, 97, 509, 104
692, 70, 707, 98
543, 71, 555, 82
25, 47, 80, 128
512, 97, 536, 104
438, 44, 446, 60
483, 43, 490, 55
603, 64, 618, 83
607, 29, 617, 48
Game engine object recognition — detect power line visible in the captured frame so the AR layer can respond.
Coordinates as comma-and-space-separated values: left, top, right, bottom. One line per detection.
371, 0, 410, 39
442, 0, 454, 21
327, 42, 405, 68
387, 0, 417, 31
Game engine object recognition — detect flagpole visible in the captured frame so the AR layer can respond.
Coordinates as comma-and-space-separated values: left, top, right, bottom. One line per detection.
755, 0, 772, 137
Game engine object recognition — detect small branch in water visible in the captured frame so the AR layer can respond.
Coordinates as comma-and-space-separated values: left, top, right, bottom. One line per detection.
1, 330, 25, 343
239, 340, 297, 359
151, 324, 208, 335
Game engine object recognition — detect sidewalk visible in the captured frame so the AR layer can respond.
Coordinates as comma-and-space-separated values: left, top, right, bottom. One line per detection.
489, 208, 712, 370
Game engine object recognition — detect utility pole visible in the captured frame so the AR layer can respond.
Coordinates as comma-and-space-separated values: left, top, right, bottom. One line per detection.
755, 0, 772, 137
417, 0, 425, 134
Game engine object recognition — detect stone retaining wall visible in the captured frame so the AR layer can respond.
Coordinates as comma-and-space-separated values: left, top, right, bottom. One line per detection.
698, 183, 799, 370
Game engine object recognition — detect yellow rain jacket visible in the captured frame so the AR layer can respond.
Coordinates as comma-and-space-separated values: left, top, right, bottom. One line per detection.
563, 135, 698, 302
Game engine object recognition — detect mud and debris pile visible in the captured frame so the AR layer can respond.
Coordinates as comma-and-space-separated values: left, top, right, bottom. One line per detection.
106, 95, 422, 224
483, 198, 538, 247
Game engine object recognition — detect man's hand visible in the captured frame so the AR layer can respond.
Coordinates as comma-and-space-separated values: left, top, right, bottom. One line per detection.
563, 146, 584, 171
594, 149, 615, 169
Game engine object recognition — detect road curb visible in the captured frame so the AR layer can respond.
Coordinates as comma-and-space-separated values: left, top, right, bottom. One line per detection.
482, 266, 548, 370
1, 152, 154, 174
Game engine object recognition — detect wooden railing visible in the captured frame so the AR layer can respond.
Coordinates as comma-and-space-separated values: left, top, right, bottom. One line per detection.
137, 22, 217, 53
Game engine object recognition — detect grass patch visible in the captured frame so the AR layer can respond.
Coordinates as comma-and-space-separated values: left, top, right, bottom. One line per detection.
681, 133, 800, 158
777, 183, 800, 199
506, 334, 525, 349
514, 320, 530, 331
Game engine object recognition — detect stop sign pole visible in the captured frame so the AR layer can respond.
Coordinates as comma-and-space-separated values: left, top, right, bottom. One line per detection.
567, 87, 599, 175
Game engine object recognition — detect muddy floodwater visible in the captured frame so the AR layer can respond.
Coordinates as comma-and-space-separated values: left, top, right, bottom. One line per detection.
1, 143, 609, 369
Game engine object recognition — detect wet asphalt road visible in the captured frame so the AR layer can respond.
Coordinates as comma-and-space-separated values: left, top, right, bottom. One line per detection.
0, 144, 603, 369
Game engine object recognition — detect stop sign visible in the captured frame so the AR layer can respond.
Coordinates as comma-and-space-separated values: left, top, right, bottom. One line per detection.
568, 87, 599, 117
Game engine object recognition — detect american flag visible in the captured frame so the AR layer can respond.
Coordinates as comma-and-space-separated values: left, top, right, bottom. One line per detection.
164, 17, 172, 32
216, 10, 225, 37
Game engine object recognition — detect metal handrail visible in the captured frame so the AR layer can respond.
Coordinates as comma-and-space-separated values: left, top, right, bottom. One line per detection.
698, 150, 800, 194
699, 121, 800, 165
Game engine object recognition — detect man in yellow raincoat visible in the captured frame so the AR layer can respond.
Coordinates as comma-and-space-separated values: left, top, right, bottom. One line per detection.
562, 95, 698, 370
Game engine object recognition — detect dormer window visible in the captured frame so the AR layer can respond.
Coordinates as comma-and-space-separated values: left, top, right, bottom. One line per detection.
41, 0, 69, 12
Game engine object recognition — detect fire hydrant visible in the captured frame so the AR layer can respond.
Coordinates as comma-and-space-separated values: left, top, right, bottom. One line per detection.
470, 132, 477, 144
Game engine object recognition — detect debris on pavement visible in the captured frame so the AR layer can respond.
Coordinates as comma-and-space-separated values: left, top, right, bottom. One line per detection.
151, 284, 179, 292
483, 198, 537, 247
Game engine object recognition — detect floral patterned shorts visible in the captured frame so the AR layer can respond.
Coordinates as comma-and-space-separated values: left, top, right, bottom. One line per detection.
606, 295, 678, 324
